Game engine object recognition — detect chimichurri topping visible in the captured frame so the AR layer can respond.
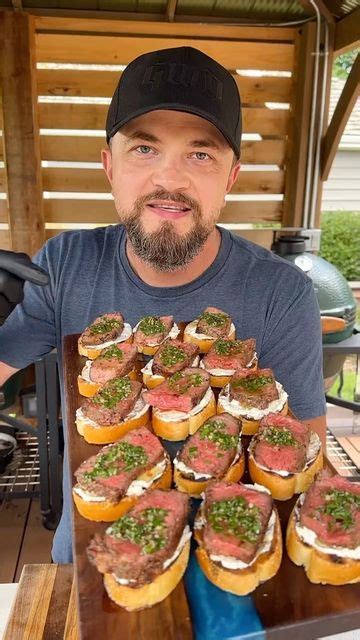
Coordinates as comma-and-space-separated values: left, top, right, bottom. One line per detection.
138, 316, 166, 336
199, 419, 237, 451
262, 426, 297, 447
214, 339, 244, 356
110, 507, 168, 554
188, 446, 198, 458
92, 377, 132, 408
168, 371, 204, 393
159, 344, 186, 367
208, 496, 261, 543
232, 374, 273, 392
101, 344, 124, 360
90, 317, 122, 335
319, 489, 360, 530
84, 442, 148, 480
199, 311, 229, 327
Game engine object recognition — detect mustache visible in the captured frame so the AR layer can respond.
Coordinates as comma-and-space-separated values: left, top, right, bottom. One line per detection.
135, 189, 200, 212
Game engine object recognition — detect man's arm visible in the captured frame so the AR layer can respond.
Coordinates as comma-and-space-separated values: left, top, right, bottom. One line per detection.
0, 361, 20, 386
303, 415, 327, 452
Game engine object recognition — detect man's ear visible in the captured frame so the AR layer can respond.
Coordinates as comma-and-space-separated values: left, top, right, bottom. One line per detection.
101, 147, 113, 186
226, 160, 241, 194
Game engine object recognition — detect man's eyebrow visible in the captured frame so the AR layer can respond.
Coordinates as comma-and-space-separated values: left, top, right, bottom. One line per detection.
188, 138, 222, 150
124, 130, 160, 144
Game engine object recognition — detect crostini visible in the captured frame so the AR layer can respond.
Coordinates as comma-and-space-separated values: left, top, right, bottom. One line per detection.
200, 337, 257, 387
78, 312, 133, 360
184, 307, 235, 353
78, 342, 138, 397
133, 315, 179, 355
141, 338, 199, 389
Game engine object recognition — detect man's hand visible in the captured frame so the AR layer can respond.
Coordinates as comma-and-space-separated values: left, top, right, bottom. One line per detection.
0, 250, 49, 326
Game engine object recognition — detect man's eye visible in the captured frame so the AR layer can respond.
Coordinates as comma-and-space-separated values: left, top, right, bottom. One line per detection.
136, 145, 152, 154
193, 152, 210, 161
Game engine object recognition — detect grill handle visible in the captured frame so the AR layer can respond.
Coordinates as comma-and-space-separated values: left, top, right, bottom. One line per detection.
321, 316, 346, 334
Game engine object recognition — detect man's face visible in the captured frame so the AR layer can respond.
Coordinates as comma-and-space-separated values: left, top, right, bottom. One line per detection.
102, 110, 240, 271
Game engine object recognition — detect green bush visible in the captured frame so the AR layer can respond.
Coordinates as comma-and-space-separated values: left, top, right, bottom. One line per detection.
320, 211, 360, 280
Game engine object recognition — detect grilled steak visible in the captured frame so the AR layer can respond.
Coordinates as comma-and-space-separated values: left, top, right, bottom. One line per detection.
89, 342, 138, 384
152, 339, 199, 377
143, 367, 210, 413
196, 306, 232, 338
87, 489, 190, 585
230, 368, 278, 410
134, 315, 174, 348
177, 413, 241, 478
299, 471, 360, 548
202, 482, 273, 564
202, 338, 256, 371
82, 377, 142, 425
74, 427, 166, 502
253, 413, 310, 473
80, 313, 125, 346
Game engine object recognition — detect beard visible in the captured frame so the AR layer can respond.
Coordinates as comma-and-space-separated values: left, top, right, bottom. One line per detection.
117, 190, 215, 272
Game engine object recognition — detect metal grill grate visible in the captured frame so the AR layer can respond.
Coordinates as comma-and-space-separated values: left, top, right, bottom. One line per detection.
0, 431, 40, 498
326, 429, 360, 478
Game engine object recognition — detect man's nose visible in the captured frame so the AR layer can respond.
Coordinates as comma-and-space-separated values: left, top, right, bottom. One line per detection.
150, 158, 190, 191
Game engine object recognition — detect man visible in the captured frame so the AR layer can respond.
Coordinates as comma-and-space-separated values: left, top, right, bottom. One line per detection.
0, 46, 326, 563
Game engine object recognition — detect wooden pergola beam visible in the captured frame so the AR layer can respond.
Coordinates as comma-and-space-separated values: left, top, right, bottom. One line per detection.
334, 7, 360, 55
166, 0, 178, 22
0, 11, 45, 255
321, 54, 360, 181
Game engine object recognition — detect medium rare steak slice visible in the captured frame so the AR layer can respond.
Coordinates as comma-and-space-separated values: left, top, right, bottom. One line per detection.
203, 338, 256, 371
75, 426, 165, 502
134, 315, 174, 347
203, 482, 273, 564
87, 489, 189, 585
89, 343, 138, 384
253, 413, 310, 473
299, 472, 360, 548
178, 413, 241, 478
152, 339, 199, 377
82, 378, 142, 425
81, 313, 125, 346
230, 368, 278, 410
143, 367, 210, 413
196, 307, 232, 338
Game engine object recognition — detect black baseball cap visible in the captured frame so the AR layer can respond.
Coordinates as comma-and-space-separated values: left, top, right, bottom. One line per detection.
106, 46, 242, 157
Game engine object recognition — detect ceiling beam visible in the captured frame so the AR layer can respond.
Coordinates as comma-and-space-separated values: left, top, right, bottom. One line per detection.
11, 0, 23, 9
321, 54, 360, 181
334, 7, 360, 55
298, 0, 335, 24
166, 0, 178, 22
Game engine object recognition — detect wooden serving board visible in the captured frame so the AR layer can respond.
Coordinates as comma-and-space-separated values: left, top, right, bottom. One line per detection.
63, 334, 360, 640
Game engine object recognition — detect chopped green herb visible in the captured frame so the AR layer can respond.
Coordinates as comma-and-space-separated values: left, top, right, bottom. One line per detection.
92, 377, 132, 409
232, 374, 273, 392
188, 446, 198, 458
159, 344, 186, 367
83, 441, 148, 481
199, 419, 237, 451
110, 507, 168, 554
262, 426, 297, 447
138, 316, 166, 336
214, 339, 244, 356
208, 496, 261, 544
101, 344, 124, 360
319, 489, 360, 531
168, 371, 204, 393
199, 311, 229, 327
90, 317, 122, 335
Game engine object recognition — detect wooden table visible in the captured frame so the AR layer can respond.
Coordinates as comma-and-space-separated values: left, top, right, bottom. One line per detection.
63, 334, 360, 640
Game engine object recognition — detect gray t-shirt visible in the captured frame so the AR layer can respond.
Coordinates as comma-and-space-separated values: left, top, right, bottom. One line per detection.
0, 224, 325, 563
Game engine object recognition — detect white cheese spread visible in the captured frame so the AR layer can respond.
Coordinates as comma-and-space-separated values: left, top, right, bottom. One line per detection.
133, 321, 180, 346
184, 319, 235, 341
73, 486, 106, 502
82, 323, 132, 351
152, 386, 214, 423
126, 458, 168, 497
218, 381, 288, 421
200, 353, 258, 377
76, 395, 149, 428
249, 431, 321, 477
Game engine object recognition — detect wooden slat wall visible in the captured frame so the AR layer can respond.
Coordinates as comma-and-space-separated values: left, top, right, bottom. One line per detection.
31, 18, 296, 238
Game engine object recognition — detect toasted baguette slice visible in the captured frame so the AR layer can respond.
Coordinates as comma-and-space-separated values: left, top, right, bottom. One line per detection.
183, 320, 235, 353
152, 389, 216, 441
103, 539, 190, 611
76, 403, 150, 445
195, 509, 282, 595
174, 454, 245, 498
286, 505, 360, 585
217, 398, 288, 435
78, 368, 137, 398
72, 460, 172, 522
248, 434, 323, 500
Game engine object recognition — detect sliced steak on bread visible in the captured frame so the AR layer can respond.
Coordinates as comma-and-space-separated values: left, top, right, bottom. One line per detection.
133, 315, 177, 355
87, 489, 191, 610
78, 342, 138, 397
142, 338, 199, 389
184, 306, 235, 353
201, 337, 257, 387
78, 312, 133, 359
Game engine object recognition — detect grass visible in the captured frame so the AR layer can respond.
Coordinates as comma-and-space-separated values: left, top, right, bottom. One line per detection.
328, 371, 357, 402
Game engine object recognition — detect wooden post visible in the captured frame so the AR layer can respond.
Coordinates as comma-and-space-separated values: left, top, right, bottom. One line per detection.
0, 11, 45, 255
283, 22, 316, 228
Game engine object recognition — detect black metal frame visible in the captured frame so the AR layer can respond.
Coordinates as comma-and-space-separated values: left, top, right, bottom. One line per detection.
0, 351, 62, 529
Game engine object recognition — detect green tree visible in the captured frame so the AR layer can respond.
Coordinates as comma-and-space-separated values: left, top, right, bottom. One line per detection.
333, 50, 359, 79
320, 212, 360, 280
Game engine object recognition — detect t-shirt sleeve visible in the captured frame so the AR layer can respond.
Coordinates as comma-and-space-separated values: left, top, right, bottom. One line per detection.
0, 242, 57, 369
259, 278, 326, 420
